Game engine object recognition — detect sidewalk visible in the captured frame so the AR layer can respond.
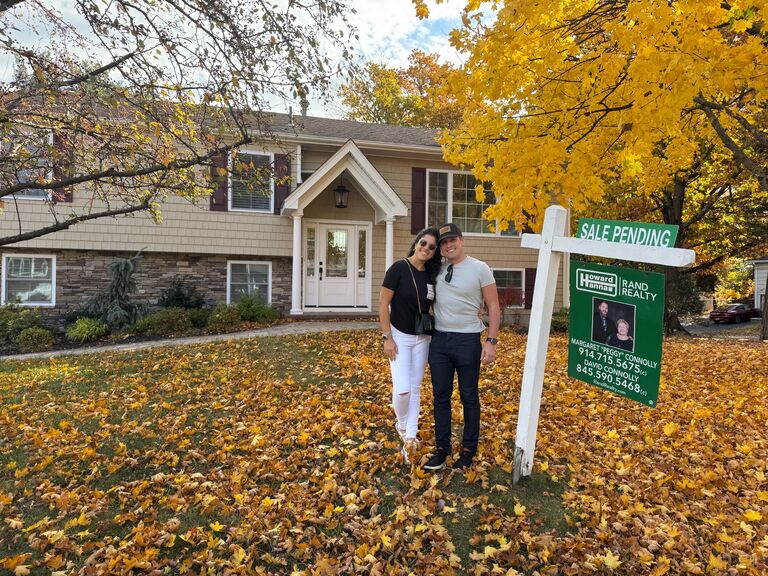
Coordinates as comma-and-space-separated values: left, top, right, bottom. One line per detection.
0, 320, 380, 362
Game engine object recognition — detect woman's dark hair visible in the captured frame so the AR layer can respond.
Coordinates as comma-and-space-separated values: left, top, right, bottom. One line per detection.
407, 227, 442, 283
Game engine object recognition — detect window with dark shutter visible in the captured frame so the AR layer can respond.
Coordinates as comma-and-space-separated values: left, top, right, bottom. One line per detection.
52, 132, 73, 203
273, 154, 291, 215
3, 132, 52, 201
411, 167, 426, 234
525, 268, 536, 309
230, 151, 273, 212
209, 152, 229, 211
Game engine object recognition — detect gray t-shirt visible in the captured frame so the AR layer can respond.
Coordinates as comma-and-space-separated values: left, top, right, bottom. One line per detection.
434, 256, 496, 333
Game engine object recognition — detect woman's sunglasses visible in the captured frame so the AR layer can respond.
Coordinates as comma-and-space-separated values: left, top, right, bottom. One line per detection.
418, 239, 437, 252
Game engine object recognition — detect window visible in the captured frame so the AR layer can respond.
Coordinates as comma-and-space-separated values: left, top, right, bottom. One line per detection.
229, 150, 274, 212
493, 269, 524, 308
227, 261, 271, 304
427, 170, 518, 236
2, 254, 56, 306
2, 133, 53, 200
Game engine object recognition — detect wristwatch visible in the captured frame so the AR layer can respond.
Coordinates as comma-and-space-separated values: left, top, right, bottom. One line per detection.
485, 337, 498, 345
382, 332, 392, 340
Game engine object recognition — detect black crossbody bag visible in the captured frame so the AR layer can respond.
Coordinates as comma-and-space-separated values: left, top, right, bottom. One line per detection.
405, 258, 434, 335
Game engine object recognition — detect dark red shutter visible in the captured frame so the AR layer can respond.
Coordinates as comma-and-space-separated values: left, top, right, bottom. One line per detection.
411, 167, 426, 234
210, 152, 228, 211
273, 154, 291, 215
52, 132, 73, 203
524, 267, 536, 309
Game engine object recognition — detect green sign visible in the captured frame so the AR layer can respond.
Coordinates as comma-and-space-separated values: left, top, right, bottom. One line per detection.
568, 261, 665, 406
577, 218, 678, 248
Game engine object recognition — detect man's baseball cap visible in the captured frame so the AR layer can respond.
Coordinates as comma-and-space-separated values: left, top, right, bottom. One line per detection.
438, 223, 463, 242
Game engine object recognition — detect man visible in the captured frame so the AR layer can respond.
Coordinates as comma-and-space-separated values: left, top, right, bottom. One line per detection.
592, 300, 617, 344
424, 223, 501, 471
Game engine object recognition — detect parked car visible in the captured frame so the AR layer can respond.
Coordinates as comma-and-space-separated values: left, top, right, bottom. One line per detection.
709, 303, 761, 324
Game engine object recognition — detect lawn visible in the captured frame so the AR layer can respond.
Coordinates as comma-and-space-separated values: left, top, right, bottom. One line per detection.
0, 330, 766, 575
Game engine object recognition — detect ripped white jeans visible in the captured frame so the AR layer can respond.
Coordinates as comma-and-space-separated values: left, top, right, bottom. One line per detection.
389, 325, 431, 439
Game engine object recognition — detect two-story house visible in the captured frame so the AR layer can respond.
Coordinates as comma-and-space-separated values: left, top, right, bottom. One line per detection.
0, 113, 568, 324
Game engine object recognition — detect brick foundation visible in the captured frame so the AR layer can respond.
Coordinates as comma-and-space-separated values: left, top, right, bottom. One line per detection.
1, 249, 292, 327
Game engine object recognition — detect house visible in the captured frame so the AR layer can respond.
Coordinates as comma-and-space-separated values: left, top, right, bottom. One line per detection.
747, 256, 768, 310
0, 113, 568, 325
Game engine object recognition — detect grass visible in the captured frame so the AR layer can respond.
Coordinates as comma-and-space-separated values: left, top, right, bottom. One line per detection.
1, 330, 765, 575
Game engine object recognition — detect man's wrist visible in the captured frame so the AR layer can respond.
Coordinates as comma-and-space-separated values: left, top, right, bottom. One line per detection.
485, 337, 498, 345
382, 331, 392, 340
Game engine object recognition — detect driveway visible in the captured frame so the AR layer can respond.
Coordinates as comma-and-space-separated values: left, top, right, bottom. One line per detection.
681, 315, 762, 338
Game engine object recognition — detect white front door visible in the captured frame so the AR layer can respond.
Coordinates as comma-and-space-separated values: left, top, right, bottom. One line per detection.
303, 221, 370, 309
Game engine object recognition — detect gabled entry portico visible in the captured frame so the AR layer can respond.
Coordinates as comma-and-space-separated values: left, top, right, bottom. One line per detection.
281, 140, 408, 314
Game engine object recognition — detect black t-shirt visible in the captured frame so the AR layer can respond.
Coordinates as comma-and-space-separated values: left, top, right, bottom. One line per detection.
383, 259, 434, 335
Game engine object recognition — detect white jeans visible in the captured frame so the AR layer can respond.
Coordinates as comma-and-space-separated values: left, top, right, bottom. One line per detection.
389, 325, 431, 439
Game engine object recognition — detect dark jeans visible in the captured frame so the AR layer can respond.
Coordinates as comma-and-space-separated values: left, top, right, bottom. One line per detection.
428, 330, 482, 455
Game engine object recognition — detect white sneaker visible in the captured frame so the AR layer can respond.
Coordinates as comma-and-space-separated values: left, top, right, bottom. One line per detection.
394, 420, 406, 441
402, 438, 419, 466
400, 444, 410, 465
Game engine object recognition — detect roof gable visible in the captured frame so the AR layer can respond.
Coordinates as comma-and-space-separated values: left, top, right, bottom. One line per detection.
281, 139, 408, 223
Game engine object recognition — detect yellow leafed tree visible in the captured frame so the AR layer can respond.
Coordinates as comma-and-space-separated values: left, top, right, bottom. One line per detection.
415, 0, 768, 233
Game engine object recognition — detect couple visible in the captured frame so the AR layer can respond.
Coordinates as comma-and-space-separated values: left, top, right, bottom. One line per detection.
379, 223, 501, 471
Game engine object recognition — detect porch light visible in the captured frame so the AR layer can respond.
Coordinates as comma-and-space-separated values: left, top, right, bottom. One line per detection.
333, 172, 349, 208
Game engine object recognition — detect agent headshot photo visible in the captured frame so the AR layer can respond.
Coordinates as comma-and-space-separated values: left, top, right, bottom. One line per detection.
592, 299, 617, 344
606, 318, 635, 352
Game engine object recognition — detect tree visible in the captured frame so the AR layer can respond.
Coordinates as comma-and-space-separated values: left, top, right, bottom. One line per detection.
414, 0, 768, 330
413, 0, 768, 229
340, 50, 462, 128
0, 0, 354, 246
714, 259, 754, 304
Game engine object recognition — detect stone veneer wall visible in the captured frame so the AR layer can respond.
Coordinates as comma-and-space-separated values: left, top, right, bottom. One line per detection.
1, 249, 292, 327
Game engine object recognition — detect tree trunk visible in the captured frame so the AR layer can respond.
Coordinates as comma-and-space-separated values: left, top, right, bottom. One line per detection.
761, 271, 768, 341
664, 266, 691, 336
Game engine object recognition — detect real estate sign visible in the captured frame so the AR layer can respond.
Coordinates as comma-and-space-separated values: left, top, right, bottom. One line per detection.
576, 218, 679, 248
568, 261, 665, 406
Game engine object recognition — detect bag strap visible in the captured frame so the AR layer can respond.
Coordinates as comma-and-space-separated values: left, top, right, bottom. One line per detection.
403, 258, 422, 314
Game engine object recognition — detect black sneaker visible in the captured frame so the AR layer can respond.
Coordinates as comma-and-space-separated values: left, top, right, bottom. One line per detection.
452, 450, 474, 470
423, 449, 448, 471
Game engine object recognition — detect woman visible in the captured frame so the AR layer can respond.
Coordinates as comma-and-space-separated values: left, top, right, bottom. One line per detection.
606, 318, 634, 351
379, 227, 442, 465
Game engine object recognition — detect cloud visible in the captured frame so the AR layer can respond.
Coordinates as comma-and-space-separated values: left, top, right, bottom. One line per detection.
347, 0, 465, 67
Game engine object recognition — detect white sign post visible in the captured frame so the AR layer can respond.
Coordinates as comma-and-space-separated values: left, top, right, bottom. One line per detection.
512, 205, 696, 483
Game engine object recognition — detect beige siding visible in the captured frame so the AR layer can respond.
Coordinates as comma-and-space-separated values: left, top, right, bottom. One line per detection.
1, 144, 567, 315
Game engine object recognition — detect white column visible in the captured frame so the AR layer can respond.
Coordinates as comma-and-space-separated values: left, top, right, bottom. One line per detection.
385, 218, 395, 271
295, 144, 303, 184
290, 211, 303, 315
513, 205, 568, 482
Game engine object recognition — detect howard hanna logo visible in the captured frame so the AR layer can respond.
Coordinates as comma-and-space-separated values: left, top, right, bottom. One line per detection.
576, 269, 618, 297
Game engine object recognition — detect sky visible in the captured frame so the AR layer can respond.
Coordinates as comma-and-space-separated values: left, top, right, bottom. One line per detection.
313, 0, 466, 117
0, 0, 469, 119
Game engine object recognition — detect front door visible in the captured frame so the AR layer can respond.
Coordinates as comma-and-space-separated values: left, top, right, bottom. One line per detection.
303, 221, 370, 309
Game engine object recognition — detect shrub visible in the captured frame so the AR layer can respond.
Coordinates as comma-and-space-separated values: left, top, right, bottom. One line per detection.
82, 251, 146, 329
207, 304, 242, 333
158, 277, 205, 309
66, 317, 110, 343
551, 308, 570, 333
0, 304, 43, 343
16, 326, 55, 352
188, 308, 211, 328
235, 294, 279, 323
134, 308, 193, 335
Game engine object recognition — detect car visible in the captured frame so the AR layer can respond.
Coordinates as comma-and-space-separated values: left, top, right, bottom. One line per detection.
709, 303, 761, 324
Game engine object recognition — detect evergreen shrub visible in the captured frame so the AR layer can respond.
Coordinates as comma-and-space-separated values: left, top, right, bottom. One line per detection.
16, 326, 55, 352
67, 317, 110, 343
134, 308, 193, 335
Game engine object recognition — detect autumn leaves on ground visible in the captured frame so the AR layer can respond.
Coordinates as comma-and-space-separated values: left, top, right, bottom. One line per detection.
0, 331, 766, 575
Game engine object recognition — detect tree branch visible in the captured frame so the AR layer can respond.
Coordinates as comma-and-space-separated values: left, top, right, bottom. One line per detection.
0, 199, 152, 246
